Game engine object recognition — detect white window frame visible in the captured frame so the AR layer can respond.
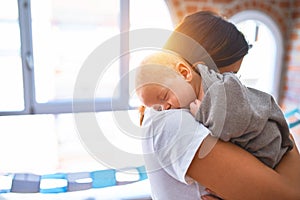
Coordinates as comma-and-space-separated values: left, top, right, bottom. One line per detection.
1, 0, 130, 115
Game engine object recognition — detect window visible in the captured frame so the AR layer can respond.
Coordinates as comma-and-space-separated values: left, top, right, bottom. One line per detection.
1, 0, 173, 115
0, 0, 24, 112
0, 0, 172, 175
31, 0, 120, 103
230, 10, 283, 101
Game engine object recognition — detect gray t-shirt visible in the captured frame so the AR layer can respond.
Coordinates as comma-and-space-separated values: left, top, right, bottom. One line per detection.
195, 64, 294, 168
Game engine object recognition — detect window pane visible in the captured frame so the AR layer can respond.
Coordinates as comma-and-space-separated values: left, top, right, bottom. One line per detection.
31, 0, 120, 103
129, 0, 173, 107
0, 0, 24, 111
130, 0, 173, 30
236, 20, 276, 95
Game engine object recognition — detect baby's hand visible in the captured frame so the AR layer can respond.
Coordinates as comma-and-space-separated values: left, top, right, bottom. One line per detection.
190, 99, 201, 117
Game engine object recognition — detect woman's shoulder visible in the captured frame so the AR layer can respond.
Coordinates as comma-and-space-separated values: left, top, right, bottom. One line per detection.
143, 108, 194, 128
143, 108, 210, 148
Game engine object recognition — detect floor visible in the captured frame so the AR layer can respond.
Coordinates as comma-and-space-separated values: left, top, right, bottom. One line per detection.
0, 109, 299, 199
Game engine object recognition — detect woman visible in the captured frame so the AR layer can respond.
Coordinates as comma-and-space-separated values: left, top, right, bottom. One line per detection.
139, 11, 300, 199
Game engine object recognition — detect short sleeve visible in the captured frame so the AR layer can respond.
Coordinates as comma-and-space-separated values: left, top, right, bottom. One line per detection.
197, 64, 253, 141
143, 109, 210, 184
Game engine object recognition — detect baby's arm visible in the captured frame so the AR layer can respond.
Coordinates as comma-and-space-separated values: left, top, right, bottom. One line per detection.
190, 99, 201, 118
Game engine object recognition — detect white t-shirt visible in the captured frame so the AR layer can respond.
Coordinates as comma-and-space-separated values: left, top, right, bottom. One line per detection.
142, 108, 210, 199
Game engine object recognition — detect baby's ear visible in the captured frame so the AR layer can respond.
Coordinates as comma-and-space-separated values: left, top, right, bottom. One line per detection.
176, 62, 193, 82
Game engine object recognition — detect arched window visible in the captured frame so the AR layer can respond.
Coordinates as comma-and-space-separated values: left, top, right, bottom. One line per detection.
230, 10, 283, 101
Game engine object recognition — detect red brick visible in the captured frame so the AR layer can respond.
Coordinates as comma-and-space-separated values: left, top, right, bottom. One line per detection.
291, 32, 299, 40
172, 0, 181, 7
244, 1, 249, 7
225, 10, 233, 17
287, 44, 293, 51
201, 6, 219, 14
260, 2, 267, 10
186, 5, 198, 13
295, 22, 300, 29
176, 10, 184, 21
212, 0, 233, 3
292, 11, 300, 19
279, 1, 290, 8
235, 4, 241, 10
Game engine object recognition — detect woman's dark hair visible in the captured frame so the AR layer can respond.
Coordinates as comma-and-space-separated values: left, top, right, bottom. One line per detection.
164, 11, 250, 68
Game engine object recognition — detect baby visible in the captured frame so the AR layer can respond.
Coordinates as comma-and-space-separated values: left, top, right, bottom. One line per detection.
135, 51, 293, 169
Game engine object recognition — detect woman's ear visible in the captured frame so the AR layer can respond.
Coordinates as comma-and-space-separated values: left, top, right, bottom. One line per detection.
176, 62, 193, 82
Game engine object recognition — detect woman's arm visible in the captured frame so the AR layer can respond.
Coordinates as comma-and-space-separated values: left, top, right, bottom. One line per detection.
275, 134, 300, 190
187, 135, 300, 200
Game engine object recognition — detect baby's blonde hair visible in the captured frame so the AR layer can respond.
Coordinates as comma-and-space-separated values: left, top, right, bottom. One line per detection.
140, 50, 184, 68
135, 51, 190, 126
135, 51, 189, 91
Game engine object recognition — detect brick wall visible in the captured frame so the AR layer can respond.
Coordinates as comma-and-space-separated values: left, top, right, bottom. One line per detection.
283, 0, 300, 110
165, 0, 299, 110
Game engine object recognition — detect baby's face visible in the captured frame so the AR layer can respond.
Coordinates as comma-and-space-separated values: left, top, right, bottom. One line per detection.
137, 77, 196, 111
137, 84, 179, 110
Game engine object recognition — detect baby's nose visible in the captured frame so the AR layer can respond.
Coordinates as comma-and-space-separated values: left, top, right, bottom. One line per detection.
162, 103, 171, 110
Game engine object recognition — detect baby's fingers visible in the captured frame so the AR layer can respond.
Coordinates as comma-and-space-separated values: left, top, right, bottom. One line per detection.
189, 102, 199, 117
194, 99, 202, 106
